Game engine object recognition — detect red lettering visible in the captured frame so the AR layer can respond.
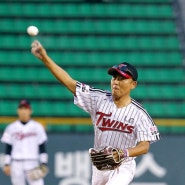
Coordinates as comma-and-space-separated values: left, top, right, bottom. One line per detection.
96, 112, 112, 125
116, 122, 128, 131
98, 127, 133, 133
14, 132, 37, 140
102, 118, 115, 127
112, 121, 120, 128
95, 111, 135, 134
127, 125, 134, 133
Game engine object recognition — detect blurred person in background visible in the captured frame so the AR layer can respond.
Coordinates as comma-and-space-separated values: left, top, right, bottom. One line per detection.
1, 99, 48, 185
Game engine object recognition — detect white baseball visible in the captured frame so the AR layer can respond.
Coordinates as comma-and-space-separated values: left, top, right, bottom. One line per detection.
27, 26, 39, 36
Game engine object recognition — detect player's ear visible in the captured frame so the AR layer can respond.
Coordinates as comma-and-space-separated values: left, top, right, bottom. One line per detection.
30, 109, 33, 115
131, 80, 137, 90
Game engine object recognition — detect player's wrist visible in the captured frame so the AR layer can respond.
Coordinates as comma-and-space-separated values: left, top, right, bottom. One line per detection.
4, 154, 11, 165
4, 164, 10, 167
123, 149, 129, 158
120, 149, 129, 159
39, 153, 48, 164
40, 163, 47, 166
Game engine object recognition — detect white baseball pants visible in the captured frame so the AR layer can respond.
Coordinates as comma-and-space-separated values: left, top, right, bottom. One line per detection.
92, 160, 136, 185
10, 160, 44, 185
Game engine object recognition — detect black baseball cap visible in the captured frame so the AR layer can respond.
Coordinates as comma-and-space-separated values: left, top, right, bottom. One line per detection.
18, 99, 31, 109
108, 62, 138, 81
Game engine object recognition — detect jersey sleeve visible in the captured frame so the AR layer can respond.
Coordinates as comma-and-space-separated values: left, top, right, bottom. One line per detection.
37, 124, 48, 145
1, 126, 12, 145
136, 111, 160, 143
74, 81, 105, 115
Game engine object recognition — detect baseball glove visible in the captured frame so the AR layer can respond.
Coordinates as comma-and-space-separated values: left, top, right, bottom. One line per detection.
89, 146, 128, 171
27, 164, 49, 181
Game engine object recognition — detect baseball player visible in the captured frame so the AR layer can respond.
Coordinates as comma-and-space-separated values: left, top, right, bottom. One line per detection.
1, 99, 48, 185
31, 40, 160, 185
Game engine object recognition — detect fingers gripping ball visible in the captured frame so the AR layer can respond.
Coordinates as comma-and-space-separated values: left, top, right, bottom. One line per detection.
89, 146, 129, 171
31, 40, 47, 60
27, 26, 39, 36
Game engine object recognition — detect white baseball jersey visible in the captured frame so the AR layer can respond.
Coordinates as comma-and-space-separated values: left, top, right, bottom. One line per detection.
74, 82, 160, 155
1, 119, 47, 160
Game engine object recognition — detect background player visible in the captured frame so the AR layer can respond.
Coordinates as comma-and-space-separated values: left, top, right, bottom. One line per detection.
31, 40, 160, 185
1, 99, 48, 185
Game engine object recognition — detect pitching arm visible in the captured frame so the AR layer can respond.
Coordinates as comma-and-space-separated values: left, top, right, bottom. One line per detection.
31, 40, 77, 94
128, 141, 150, 157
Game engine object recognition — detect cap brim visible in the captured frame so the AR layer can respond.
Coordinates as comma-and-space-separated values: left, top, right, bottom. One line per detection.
18, 104, 31, 109
108, 68, 132, 79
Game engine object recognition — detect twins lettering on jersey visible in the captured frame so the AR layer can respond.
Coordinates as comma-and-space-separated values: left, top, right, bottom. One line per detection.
96, 112, 135, 134
13, 132, 37, 140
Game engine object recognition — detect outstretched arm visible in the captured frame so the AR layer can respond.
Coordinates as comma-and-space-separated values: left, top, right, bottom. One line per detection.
31, 40, 77, 94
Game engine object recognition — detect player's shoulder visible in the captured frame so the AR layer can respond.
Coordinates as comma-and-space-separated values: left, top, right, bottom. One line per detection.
3, 120, 20, 131
131, 99, 155, 122
29, 119, 45, 129
91, 88, 112, 102
91, 87, 111, 96
77, 81, 111, 96
7, 120, 20, 127
29, 119, 43, 126
131, 99, 149, 115
131, 99, 144, 108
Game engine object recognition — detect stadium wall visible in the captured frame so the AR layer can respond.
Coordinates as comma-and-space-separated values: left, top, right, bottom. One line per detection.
0, 133, 184, 185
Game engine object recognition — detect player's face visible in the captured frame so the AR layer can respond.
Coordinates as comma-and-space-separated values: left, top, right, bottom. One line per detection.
17, 107, 32, 122
111, 73, 137, 99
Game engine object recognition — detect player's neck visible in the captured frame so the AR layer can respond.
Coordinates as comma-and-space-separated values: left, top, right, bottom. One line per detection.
19, 119, 31, 124
113, 96, 131, 108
